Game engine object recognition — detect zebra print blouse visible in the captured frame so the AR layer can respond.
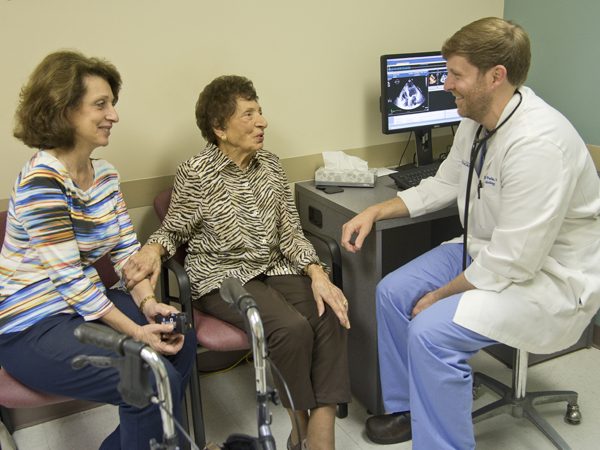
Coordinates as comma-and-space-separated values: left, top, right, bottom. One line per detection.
146, 144, 325, 300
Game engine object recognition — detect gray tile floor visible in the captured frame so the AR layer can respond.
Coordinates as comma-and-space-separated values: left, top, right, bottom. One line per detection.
11, 346, 600, 450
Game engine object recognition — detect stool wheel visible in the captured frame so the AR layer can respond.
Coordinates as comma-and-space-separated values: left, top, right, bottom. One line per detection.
565, 404, 582, 425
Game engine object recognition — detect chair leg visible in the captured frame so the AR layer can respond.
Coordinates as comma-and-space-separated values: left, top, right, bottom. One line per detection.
472, 371, 580, 450
180, 396, 191, 450
188, 358, 206, 448
0, 404, 13, 435
336, 403, 348, 419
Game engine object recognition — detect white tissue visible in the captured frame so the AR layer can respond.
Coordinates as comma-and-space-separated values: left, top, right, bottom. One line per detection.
322, 151, 369, 171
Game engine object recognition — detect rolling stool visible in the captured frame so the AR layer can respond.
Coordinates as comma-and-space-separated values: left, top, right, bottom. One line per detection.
472, 349, 581, 450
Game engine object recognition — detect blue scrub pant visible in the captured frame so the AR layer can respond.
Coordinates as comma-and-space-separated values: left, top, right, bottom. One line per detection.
377, 243, 498, 450
0, 290, 197, 450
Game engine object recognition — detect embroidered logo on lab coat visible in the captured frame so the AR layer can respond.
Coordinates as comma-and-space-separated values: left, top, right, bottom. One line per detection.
483, 175, 497, 186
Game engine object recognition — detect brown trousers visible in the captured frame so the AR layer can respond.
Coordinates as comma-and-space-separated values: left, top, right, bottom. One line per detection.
194, 274, 351, 410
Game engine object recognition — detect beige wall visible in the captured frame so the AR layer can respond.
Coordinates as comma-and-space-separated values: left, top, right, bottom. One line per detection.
588, 145, 600, 171
1, 1, 503, 205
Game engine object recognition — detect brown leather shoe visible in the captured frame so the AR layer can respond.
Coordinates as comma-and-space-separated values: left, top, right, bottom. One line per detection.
365, 411, 412, 445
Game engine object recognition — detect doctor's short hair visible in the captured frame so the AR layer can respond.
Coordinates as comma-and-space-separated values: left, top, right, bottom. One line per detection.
13, 50, 122, 150
441, 17, 531, 88
195, 75, 259, 146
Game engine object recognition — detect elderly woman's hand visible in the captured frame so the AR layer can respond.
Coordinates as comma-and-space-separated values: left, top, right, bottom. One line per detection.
308, 264, 350, 329
122, 244, 163, 290
133, 289, 187, 355
141, 296, 182, 326
135, 322, 185, 355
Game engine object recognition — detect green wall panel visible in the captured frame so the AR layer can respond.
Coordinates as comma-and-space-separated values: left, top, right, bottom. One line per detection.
505, 0, 600, 326
504, 0, 600, 146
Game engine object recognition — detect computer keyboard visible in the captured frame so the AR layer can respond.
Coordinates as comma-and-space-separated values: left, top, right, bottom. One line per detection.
389, 161, 441, 190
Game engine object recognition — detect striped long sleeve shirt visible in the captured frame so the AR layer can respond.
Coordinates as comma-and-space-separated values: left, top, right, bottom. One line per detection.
0, 151, 140, 334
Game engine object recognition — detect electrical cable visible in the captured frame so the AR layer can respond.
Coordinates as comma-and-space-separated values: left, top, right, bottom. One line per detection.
199, 350, 253, 378
268, 356, 301, 448
153, 397, 200, 450
397, 131, 413, 168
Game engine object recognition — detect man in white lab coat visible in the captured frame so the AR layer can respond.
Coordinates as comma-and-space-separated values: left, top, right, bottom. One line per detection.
341, 17, 600, 450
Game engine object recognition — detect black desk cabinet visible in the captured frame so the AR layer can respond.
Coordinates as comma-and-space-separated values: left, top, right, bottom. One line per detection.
295, 177, 593, 415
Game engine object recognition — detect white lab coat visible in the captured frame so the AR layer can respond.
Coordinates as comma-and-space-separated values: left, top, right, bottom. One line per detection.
399, 87, 600, 354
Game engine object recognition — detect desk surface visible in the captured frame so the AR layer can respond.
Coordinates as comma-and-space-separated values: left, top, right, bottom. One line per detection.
296, 176, 459, 231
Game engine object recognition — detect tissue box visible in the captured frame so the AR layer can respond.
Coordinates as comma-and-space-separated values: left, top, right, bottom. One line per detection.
315, 167, 377, 188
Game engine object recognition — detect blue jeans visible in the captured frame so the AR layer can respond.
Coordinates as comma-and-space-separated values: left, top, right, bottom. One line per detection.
0, 290, 197, 449
376, 243, 498, 450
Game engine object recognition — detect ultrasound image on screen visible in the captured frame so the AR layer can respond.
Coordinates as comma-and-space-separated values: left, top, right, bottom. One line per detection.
394, 79, 426, 110
388, 76, 429, 114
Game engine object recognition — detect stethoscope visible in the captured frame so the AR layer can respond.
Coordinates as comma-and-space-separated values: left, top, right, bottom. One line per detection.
462, 90, 523, 270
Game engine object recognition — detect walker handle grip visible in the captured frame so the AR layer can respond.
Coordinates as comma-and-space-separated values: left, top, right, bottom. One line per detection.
74, 322, 130, 356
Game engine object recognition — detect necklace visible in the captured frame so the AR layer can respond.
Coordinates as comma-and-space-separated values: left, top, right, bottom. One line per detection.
60, 156, 94, 190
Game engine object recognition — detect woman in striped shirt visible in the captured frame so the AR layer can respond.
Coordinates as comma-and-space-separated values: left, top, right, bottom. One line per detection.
0, 51, 196, 449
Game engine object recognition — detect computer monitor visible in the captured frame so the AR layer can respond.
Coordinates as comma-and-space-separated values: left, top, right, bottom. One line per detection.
380, 51, 461, 166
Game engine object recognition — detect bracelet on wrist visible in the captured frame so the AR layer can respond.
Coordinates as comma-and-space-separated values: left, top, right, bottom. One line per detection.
305, 262, 322, 275
139, 295, 155, 315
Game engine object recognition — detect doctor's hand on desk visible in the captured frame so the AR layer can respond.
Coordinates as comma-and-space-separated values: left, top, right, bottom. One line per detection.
341, 210, 376, 253
341, 197, 410, 253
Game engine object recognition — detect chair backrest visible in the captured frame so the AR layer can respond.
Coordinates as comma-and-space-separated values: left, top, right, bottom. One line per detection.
92, 255, 120, 289
153, 188, 187, 266
0, 210, 7, 247
153, 187, 173, 222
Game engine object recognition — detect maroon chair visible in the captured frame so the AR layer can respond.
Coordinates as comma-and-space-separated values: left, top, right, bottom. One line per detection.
0, 210, 120, 434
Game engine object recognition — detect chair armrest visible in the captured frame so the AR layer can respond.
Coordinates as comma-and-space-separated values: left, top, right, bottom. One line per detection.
303, 229, 343, 291
161, 258, 193, 315
303, 230, 349, 420
159, 257, 207, 447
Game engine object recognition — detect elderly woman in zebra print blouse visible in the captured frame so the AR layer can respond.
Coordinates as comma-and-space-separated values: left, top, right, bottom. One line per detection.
123, 75, 352, 450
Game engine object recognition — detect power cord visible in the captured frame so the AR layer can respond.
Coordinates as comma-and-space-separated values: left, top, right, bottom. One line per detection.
199, 350, 253, 378
268, 356, 301, 448
152, 397, 200, 450
397, 131, 413, 168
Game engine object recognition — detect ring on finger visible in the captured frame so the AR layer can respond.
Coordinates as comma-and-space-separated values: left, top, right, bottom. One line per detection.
343, 300, 348, 308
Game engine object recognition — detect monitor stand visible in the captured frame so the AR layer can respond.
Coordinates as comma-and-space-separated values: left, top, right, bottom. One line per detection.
414, 129, 434, 166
